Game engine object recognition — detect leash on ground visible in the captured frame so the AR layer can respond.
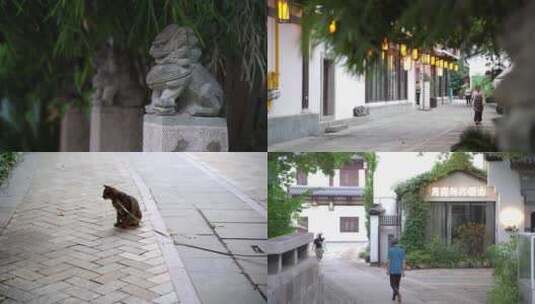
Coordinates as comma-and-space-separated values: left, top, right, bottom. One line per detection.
152, 229, 266, 258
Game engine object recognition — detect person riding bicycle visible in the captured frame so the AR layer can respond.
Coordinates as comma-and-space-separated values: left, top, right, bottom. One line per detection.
313, 233, 325, 260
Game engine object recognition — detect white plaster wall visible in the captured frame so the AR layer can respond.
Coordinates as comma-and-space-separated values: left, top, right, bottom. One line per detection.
267, 19, 303, 118
308, 46, 323, 116
267, 13, 275, 77
300, 205, 367, 242
334, 60, 366, 120
487, 160, 525, 243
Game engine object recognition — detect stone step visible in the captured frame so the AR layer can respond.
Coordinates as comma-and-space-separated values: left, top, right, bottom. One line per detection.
324, 124, 348, 133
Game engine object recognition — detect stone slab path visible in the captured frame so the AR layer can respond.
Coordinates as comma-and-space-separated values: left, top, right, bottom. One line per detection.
269, 101, 499, 152
320, 255, 493, 304
0, 153, 267, 304
126, 153, 266, 304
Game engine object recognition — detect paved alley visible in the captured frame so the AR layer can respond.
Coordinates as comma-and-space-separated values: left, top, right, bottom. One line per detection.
0, 153, 267, 304
269, 101, 499, 152
320, 256, 493, 304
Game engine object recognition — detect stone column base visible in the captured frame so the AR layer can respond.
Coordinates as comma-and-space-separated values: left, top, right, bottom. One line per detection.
90, 106, 143, 151
143, 114, 228, 151
60, 107, 90, 151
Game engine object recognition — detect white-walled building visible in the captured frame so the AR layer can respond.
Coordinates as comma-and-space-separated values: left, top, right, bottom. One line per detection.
486, 156, 535, 243
288, 156, 367, 253
267, 0, 459, 145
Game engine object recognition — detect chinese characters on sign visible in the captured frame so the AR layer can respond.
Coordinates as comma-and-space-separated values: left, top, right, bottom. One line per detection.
430, 186, 487, 197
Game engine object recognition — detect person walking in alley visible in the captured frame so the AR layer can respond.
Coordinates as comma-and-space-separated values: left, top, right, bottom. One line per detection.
313, 233, 325, 260
464, 86, 472, 106
472, 85, 485, 126
386, 239, 405, 302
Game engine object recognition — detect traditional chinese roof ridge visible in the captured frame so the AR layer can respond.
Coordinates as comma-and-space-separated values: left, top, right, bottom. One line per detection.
288, 185, 364, 197
438, 168, 487, 182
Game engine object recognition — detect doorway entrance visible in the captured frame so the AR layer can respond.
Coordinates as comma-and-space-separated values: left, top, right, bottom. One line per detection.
322, 58, 335, 118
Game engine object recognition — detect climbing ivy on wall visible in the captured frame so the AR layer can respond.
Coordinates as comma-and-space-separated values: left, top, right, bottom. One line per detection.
395, 152, 486, 252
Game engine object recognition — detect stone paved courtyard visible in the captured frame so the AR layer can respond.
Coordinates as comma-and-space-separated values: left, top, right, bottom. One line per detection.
269, 101, 499, 152
0, 153, 267, 304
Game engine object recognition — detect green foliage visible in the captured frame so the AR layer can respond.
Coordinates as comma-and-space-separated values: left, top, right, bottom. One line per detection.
396, 152, 485, 251
451, 127, 498, 152
301, 0, 525, 74
487, 237, 519, 304
0, 152, 17, 185
268, 152, 355, 238
359, 152, 378, 239
472, 75, 494, 97
406, 237, 463, 268
0, 0, 266, 150
449, 63, 469, 96
455, 223, 487, 257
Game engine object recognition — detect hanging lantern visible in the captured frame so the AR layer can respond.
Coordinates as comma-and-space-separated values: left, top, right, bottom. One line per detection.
454, 64, 459, 71
400, 44, 408, 57
382, 38, 389, 51
329, 20, 337, 34
437, 67, 443, 76
412, 48, 419, 61
430, 56, 436, 66
449, 62, 454, 70
277, 0, 290, 23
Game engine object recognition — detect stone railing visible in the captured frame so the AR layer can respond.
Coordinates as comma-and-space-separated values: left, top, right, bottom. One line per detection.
266, 232, 321, 304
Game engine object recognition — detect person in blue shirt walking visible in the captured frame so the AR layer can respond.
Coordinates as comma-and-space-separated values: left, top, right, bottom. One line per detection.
386, 239, 406, 302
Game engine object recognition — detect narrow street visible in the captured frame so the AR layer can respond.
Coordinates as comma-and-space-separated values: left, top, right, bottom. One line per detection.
269, 101, 499, 152
0, 153, 266, 304
320, 255, 493, 304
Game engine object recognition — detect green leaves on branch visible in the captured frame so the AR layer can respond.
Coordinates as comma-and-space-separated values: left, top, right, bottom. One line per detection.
301, 0, 526, 74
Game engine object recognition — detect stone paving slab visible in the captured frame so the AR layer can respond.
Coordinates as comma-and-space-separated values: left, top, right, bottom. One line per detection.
270, 101, 499, 152
126, 153, 267, 304
321, 255, 492, 304
0, 153, 179, 304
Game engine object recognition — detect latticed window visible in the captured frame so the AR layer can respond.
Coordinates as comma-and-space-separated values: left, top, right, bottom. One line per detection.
340, 217, 359, 233
340, 160, 359, 186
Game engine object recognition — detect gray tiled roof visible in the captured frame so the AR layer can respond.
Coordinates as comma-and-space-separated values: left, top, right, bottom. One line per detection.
289, 185, 364, 197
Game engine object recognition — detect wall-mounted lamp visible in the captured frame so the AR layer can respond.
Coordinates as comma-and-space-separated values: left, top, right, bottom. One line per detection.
400, 44, 408, 57
412, 48, 419, 61
277, 0, 290, 23
382, 38, 389, 51
500, 207, 523, 233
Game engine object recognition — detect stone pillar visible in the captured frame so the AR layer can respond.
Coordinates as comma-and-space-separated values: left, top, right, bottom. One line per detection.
90, 106, 143, 151
143, 115, 228, 151
60, 107, 90, 152
369, 214, 380, 264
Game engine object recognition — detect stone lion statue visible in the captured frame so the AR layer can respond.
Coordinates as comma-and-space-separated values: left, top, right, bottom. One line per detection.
145, 25, 224, 116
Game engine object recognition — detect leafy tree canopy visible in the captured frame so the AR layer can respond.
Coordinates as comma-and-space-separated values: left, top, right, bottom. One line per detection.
301, 0, 526, 74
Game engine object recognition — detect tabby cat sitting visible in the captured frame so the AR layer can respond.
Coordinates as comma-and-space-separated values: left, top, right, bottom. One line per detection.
102, 185, 142, 228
